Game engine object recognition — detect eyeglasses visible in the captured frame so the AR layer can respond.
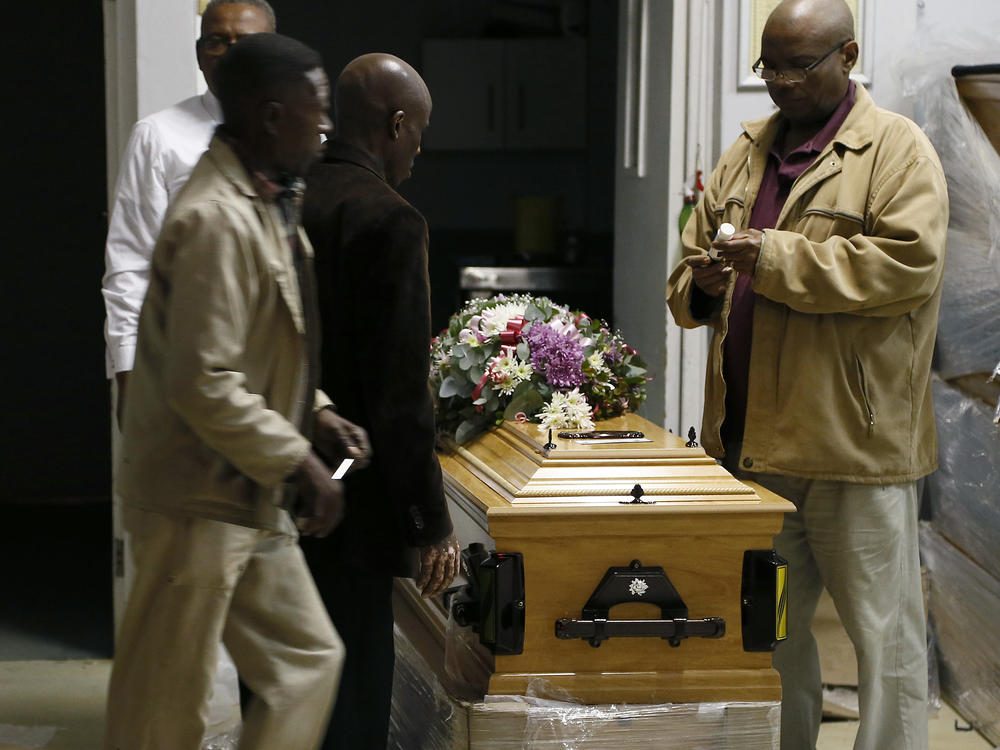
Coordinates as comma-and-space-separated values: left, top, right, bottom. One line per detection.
752, 40, 852, 84
197, 34, 243, 56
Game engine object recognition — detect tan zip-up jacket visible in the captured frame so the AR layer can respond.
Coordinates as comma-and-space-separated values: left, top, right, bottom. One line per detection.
667, 86, 948, 483
119, 135, 331, 530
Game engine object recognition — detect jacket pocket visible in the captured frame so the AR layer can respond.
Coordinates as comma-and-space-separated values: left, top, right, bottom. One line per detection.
855, 355, 876, 437
712, 197, 746, 228
797, 207, 865, 239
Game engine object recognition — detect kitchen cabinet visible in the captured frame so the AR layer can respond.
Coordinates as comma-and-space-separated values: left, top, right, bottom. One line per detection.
421, 38, 587, 150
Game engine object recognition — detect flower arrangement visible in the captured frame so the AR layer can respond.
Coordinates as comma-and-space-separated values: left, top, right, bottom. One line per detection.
430, 294, 648, 444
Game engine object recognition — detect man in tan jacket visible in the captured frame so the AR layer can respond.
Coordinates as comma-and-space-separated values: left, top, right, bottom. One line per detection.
104, 34, 368, 750
667, 1, 946, 748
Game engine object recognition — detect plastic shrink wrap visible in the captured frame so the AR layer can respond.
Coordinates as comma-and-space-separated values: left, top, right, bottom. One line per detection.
899, 29, 1000, 403
388, 623, 780, 750
900, 31, 1000, 744
919, 523, 1000, 746
926, 378, 1000, 580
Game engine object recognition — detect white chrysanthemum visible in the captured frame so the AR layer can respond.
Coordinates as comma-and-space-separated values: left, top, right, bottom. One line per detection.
492, 354, 533, 395
587, 352, 610, 376
498, 380, 517, 396
536, 388, 595, 431
478, 302, 527, 338
513, 360, 534, 382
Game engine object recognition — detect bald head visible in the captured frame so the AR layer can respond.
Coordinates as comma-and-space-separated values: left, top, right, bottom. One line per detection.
335, 54, 430, 135
760, 0, 858, 126
764, 0, 855, 49
332, 53, 432, 187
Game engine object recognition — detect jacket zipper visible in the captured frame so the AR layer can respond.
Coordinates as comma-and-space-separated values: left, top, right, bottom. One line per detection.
743, 154, 751, 227
856, 355, 876, 437
714, 154, 754, 457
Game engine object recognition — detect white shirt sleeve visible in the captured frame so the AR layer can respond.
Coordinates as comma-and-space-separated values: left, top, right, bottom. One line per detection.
102, 120, 169, 377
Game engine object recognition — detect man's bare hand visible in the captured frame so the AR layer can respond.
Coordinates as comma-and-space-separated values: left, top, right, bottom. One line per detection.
314, 409, 372, 472
715, 228, 764, 276
416, 532, 460, 598
685, 253, 733, 297
293, 451, 345, 538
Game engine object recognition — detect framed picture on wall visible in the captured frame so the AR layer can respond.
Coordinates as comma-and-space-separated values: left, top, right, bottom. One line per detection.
738, 0, 873, 89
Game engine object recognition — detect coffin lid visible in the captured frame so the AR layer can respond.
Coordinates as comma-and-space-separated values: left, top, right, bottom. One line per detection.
446, 414, 764, 506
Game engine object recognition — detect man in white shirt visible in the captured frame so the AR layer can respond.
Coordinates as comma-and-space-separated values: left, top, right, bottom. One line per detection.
102, 0, 276, 418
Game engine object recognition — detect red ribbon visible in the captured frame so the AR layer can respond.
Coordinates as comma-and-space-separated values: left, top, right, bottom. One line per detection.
471, 370, 491, 402
499, 316, 526, 345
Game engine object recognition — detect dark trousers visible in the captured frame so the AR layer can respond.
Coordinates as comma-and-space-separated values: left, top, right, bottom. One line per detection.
303, 550, 396, 750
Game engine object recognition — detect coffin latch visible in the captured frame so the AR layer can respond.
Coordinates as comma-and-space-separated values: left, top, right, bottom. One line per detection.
554, 559, 726, 648
449, 543, 526, 655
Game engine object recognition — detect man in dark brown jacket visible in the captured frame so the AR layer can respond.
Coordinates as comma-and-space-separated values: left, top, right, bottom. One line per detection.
301, 53, 459, 750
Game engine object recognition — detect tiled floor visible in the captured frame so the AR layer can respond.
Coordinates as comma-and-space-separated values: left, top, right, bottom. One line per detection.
0, 660, 108, 750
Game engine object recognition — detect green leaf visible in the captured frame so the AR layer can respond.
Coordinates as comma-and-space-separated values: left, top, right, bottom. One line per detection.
439, 376, 468, 398
456, 418, 487, 445
485, 391, 500, 413
523, 302, 545, 321
503, 386, 544, 420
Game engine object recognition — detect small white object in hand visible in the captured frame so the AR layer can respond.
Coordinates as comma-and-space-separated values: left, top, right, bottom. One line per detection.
708, 222, 736, 261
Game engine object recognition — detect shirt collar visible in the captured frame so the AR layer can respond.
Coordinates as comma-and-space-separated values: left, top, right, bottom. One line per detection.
212, 127, 305, 231
201, 89, 223, 124
771, 80, 857, 160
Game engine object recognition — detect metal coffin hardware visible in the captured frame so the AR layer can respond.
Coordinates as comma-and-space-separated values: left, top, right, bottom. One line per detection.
741, 549, 789, 652
554, 559, 726, 647
449, 543, 526, 655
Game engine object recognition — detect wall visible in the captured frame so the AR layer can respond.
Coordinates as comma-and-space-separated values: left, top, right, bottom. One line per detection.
104, 0, 201, 203
613, 0, 680, 428
5, 1, 109, 501
714, 0, 1000, 160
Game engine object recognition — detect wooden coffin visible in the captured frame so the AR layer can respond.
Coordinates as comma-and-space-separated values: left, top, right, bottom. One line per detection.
397, 414, 794, 706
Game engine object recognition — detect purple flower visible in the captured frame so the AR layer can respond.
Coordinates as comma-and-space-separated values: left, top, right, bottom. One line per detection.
525, 323, 586, 388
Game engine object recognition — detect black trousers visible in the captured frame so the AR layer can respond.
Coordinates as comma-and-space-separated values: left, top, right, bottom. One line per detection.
303, 551, 396, 750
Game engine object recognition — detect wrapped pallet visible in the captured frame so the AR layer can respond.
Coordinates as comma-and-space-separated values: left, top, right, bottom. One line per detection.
389, 622, 781, 750
919, 524, 1000, 745
900, 29, 1000, 421
926, 378, 1000, 579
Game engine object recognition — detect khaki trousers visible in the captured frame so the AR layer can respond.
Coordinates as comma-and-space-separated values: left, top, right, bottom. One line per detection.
743, 474, 928, 750
104, 507, 344, 750
110, 381, 240, 743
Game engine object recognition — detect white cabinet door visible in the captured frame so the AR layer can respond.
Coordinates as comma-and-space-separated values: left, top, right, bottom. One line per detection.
422, 39, 504, 150
504, 38, 587, 150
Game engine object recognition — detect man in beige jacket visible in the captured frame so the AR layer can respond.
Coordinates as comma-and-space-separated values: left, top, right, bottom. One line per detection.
104, 34, 368, 750
667, 1, 947, 748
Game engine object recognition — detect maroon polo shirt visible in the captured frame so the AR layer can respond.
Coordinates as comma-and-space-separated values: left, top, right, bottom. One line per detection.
721, 82, 856, 449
